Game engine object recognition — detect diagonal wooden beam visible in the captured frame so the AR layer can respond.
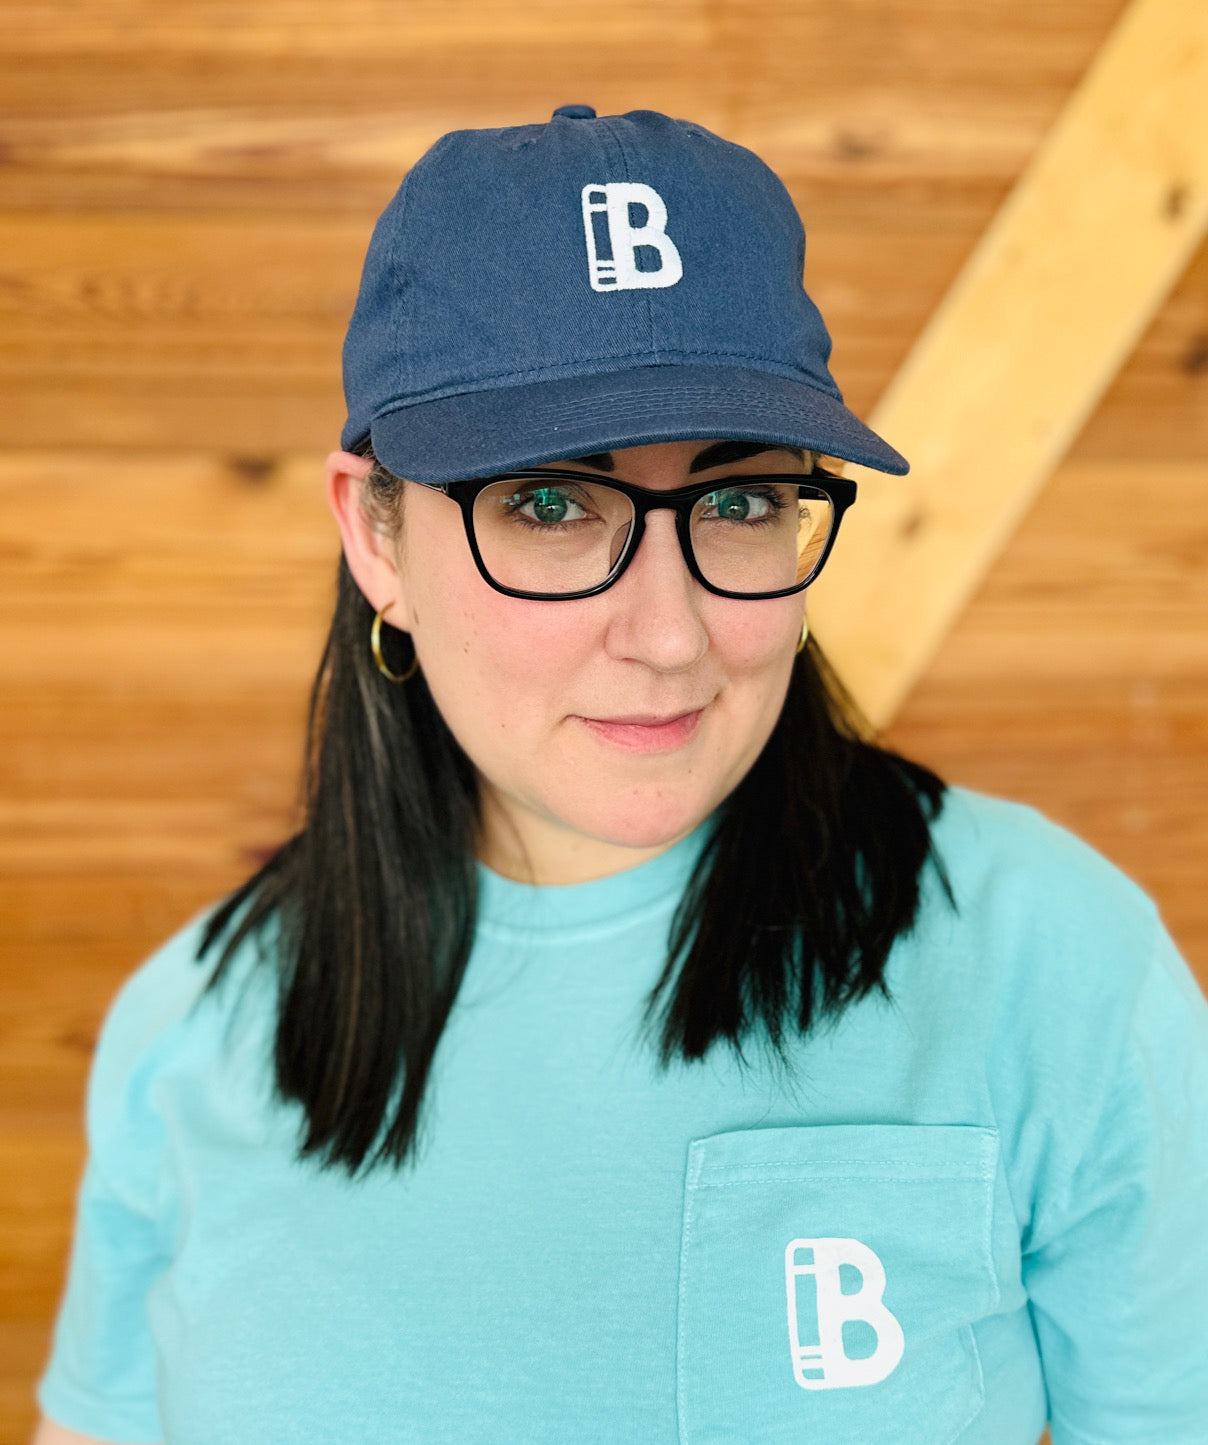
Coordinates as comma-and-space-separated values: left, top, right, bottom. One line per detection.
809, 0, 1208, 729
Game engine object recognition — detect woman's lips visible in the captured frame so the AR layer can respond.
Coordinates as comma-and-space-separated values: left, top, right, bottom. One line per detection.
576, 708, 704, 753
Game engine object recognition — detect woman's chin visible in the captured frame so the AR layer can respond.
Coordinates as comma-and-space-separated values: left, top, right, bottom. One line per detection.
564, 797, 712, 855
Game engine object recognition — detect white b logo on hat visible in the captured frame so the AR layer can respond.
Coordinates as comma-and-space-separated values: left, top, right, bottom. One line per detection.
581, 183, 683, 292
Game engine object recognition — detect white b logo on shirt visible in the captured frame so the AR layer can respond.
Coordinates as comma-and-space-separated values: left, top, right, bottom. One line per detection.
581, 183, 684, 292
785, 1237, 905, 1389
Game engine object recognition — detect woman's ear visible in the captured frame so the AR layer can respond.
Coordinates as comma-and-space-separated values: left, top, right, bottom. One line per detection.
324, 449, 414, 629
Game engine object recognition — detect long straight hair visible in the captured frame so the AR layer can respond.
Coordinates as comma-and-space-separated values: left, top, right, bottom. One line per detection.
195, 447, 956, 1177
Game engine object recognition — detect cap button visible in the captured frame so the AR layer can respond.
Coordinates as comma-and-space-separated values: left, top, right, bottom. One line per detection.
552, 104, 596, 120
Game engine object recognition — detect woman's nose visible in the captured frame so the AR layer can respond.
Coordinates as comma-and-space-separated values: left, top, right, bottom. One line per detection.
603, 509, 709, 670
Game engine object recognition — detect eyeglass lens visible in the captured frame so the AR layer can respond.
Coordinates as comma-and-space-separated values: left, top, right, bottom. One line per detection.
471, 477, 834, 596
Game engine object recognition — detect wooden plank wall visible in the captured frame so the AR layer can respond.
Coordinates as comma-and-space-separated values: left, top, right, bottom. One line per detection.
2, 2, 1205, 1439
814, 0, 1208, 724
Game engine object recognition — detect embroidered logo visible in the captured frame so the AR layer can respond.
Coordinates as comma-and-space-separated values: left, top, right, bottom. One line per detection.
581, 183, 684, 292
785, 1237, 905, 1389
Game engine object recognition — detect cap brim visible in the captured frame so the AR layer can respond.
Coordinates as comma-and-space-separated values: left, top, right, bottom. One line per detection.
366, 364, 908, 482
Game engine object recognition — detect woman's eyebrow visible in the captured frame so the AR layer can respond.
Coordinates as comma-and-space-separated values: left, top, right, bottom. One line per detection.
555, 442, 805, 473
688, 441, 805, 472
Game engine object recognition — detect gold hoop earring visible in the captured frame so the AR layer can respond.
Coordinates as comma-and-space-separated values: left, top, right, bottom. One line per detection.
370, 600, 419, 683
796, 614, 810, 654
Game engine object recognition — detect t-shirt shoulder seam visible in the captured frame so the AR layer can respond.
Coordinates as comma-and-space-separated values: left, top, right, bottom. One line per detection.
1024, 907, 1166, 1256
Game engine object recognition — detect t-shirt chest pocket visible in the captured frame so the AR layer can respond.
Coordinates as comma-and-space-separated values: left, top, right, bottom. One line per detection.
675, 1123, 1001, 1444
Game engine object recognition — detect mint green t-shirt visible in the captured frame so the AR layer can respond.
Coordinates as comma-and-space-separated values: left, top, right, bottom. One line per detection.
36, 784, 1208, 1443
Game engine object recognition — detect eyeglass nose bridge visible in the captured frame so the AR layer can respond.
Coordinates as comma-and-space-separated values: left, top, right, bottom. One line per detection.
598, 493, 696, 592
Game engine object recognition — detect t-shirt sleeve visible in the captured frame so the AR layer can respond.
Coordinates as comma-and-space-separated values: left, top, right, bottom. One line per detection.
34, 935, 199, 1444
1022, 909, 1208, 1442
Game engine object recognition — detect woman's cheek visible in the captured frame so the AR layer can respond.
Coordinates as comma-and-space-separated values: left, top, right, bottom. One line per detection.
713, 603, 797, 673
487, 598, 597, 676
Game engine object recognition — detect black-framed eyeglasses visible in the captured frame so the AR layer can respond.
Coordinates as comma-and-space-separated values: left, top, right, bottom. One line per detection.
431, 468, 857, 600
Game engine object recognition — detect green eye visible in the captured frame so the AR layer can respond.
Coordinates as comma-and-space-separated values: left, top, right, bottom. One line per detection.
529, 488, 569, 524
502, 486, 575, 524
702, 488, 757, 521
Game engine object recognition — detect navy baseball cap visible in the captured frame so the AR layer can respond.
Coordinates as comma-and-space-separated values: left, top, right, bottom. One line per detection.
340, 105, 908, 483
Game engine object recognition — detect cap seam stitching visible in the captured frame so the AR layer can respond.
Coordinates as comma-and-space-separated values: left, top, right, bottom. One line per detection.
385, 134, 458, 374
371, 350, 840, 410
596, 116, 656, 355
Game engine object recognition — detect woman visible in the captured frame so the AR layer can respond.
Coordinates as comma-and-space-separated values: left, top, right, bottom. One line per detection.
34, 106, 1208, 1444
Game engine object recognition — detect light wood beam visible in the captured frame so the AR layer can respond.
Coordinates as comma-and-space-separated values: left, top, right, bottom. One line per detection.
809, 0, 1208, 728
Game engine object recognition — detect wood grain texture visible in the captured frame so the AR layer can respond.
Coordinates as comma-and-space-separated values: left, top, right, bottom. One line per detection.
879, 458, 1208, 962
810, 0, 1208, 723
1, 2, 1203, 1441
